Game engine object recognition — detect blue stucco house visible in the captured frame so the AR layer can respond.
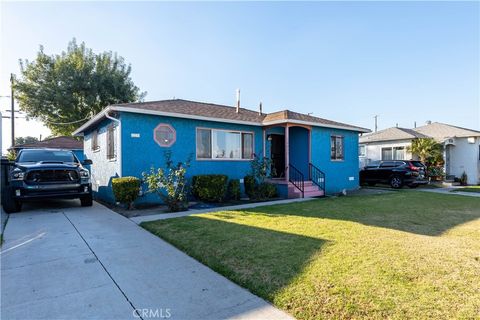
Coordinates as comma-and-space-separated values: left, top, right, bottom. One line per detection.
73, 99, 370, 203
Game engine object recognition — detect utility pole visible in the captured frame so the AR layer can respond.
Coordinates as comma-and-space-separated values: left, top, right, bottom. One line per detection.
374, 115, 378, 132
10, 73, 15, 147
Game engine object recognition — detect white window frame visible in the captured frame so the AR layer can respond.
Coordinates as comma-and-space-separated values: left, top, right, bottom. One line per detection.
106, 124, 117, 161
381, 146, 405, 160
196, 127, 255, 161
330, 135, 344, 161
91, 129, 100, 152
359, 144, 366, 157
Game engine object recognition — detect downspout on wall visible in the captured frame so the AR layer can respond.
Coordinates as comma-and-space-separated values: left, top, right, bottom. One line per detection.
105, 111, 122, 177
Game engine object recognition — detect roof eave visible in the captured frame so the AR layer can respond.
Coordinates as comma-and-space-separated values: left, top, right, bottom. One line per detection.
72, 107, 111, 136
72, 105, 371, 134
262, 119, 371, 133
110, 106, 264, 126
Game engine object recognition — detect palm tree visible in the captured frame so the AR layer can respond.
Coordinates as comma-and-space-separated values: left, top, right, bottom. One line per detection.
408, 138, 443, 164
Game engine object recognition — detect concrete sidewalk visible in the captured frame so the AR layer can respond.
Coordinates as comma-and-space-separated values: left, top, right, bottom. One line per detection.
1, 200, 293, 320
417, 187, 480, 198
130, 197, 316, 224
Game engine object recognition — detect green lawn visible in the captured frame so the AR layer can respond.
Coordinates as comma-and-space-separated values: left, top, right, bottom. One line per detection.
141, 192, 480, 319
451, 186, 480, 193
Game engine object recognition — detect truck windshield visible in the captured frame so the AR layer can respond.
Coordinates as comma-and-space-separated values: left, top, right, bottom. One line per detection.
17, 150, 77, 163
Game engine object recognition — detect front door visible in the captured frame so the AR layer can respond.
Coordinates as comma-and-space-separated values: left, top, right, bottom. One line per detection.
270, 134, 285, 178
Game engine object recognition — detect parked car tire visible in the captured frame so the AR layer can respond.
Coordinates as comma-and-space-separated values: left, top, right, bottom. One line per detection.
2, 187, 22, 213
80, 192, 93, 207
389, 175, 403, 189
408, 184, 419, 189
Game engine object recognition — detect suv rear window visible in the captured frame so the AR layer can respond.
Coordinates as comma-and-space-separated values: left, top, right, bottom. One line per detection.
410, 161, 425, 168
17, 150, 77, 163
365, 160, 380, 168
380, 161, 396, 168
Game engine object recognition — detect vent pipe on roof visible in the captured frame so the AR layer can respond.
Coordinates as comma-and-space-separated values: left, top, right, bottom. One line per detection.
236, 89, 240, 113
259, 102, 263, 115
414, 121, 417, 128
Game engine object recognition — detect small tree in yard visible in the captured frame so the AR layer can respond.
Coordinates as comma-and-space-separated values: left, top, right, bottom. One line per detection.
408, 138, 443, 164
143, 151, 192, 212
250, 155, 275, 184
245, 155, 277, 200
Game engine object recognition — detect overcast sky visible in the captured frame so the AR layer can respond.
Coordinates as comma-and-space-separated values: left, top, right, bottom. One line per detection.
1, 1, 479, 152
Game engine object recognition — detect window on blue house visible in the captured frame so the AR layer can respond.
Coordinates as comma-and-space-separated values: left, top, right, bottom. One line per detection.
107, 125, 116, 160
91, 130, 99, 151
196, 129, 212, 159
196, 128, 254, 160
330, 135, 344, 160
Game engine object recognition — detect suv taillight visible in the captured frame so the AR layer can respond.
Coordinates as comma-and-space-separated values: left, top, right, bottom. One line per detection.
408, 163, 419, 171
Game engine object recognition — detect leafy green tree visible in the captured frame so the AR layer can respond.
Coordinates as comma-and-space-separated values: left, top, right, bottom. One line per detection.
14, 39, 146, 136
408, 138, 443, 164
15, 136, 39, 145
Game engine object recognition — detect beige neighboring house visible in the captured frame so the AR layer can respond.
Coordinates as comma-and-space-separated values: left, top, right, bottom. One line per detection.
359, 122, 480, 185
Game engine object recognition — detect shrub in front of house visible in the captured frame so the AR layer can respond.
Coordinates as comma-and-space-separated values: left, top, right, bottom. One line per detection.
112, 176, 141, 209
258, 182, 277, 199
227, 179, 241, 200
244, 175, 277, 200
244, 175, 256, 199
143, 151, 192, 212
460, 171, 468, 186
192, 175, 228, 202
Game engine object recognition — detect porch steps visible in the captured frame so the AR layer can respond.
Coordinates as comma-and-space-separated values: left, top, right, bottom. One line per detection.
288, 181, 324, 198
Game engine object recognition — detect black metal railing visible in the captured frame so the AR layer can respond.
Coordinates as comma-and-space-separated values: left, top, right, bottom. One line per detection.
288, 164, 304, 198
309, 163, 326, 196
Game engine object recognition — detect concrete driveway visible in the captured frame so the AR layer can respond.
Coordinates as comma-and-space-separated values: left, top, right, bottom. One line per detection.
1, 200, 292, 320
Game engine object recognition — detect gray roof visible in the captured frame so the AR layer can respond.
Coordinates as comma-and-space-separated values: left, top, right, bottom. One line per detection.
360, 122, 480, 144
74, 99, 370, 135
414, 122, 480, 140
359, 127, 429, 143
12, 136, 83, 150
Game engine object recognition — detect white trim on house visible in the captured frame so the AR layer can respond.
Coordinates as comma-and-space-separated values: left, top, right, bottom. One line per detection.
73, 106, 370, 136
73, 107, 112, 136
262, 119, 370, 133
195, 127, 255, 161
104, 111, 122, 177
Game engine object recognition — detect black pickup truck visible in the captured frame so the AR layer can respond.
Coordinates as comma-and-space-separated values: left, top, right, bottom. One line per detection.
2, 149, 93, 213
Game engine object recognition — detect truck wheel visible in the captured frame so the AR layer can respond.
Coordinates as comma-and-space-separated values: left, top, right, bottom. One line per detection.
2, 187, 22, 213
390, 176, 403, 189
80, 192, 93, 207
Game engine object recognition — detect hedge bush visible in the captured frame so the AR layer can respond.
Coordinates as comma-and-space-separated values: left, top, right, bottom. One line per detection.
258, 182, 277, 199
244, 175, 277, 200
112, 176, 141, 209
192, 175, 228, 202
244, 175, 256, 199
228, 179, 241, 200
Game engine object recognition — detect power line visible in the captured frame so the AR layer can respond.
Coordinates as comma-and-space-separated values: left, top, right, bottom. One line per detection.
42, 116, 90, 125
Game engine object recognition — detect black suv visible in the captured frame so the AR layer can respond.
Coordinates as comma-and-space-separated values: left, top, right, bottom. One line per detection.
2, 148, 93, 213
360, 160, 428, 189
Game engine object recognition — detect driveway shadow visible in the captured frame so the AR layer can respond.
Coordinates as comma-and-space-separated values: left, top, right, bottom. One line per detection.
235, 192, 480, 237
142, 216, 327, 301
18, 199, 84, 213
